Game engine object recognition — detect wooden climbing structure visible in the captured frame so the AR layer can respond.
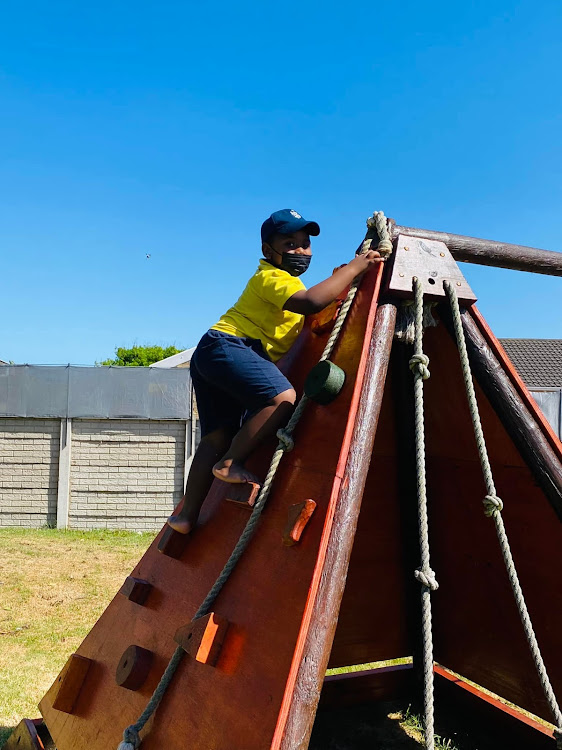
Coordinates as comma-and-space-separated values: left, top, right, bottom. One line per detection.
5, 215, 562, 750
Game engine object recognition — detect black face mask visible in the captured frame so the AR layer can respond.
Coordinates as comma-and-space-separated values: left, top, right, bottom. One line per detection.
278, 252, 312, 277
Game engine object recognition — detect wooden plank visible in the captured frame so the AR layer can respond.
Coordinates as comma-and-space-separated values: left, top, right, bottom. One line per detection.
419, 322, 562, 723
390, 221, 562, 276
434, 665, 558, 748
438, 303, 562, 520
387, 234, 477, 302
274, 298, 397, 750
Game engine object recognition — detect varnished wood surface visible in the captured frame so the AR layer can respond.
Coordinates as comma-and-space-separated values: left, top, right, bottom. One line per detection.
437, 303, 562, 520
421, 323, 562, 723
39, 265, 385, 750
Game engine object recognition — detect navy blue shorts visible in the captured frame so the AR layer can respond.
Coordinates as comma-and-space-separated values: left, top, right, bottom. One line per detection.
190, 330, 293, 437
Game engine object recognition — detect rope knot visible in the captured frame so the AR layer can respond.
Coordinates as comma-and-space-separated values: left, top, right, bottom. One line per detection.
376, 237, 393, 257
276, 428, 294, 452
483, 494, 503, 517
118, 726, 141, 750
414, 567, 439, 591
409, 353, 430, 380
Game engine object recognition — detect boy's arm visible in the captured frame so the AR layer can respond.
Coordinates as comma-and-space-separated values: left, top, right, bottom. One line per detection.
283, 250, 383, 315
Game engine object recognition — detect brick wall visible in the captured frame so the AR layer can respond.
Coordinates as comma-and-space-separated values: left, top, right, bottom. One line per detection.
0, 418, 60, 527
69, 419, 186, 531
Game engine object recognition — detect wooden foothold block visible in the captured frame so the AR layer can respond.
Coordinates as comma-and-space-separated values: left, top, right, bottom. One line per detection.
174, 613, 229, 666
225, 481, 261, 508
119, 576, 152, 605
52, 654, 92, 714
283, 499, 317, 546
115, 645, 154, 691
158, 525, 189, 559
2, 718, 46, 750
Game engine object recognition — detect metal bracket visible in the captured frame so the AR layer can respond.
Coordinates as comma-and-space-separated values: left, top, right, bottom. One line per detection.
387, 234, 477, 303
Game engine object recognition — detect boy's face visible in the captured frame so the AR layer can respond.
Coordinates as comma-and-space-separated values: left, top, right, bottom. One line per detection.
262, 230, 312, 267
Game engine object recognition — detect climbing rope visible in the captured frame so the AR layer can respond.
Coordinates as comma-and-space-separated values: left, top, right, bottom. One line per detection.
409, 277, 438, 750
116, 212, 393, 750
444, 280, 562, 749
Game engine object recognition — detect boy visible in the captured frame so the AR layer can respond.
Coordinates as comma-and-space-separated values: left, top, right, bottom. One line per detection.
168, 209, 381, 534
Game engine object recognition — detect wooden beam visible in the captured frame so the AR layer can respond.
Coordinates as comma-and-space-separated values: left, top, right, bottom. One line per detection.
390, 222, 562, 277
277, 301, 398, 750
439, 304, 562, 520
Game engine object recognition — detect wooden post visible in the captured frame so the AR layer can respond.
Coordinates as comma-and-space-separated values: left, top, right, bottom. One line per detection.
390, 222, 562, 277
278, 301, 397, 749
56, 418, 72, 529
439, 304, 562, 520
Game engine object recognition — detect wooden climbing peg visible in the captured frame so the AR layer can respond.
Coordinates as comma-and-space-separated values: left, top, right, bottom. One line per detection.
115, 645, 154, 691
225, 481, 261, 508
174, 613, 229, 666
158, 525, 189, 559
283, 500, 317, 546
52, 653, 92, 714
119, 576, 152, 605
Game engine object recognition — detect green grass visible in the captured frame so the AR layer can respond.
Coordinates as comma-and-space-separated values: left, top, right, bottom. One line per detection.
0, 528, 155, 745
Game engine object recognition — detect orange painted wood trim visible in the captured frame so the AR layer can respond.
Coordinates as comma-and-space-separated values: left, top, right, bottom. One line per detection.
271, 263, 385, 748
434, 664, 557, 740
470, 306, 562, 461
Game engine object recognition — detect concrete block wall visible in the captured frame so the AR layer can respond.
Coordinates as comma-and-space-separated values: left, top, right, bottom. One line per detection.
0, 418, 60, 527
70, 420, 186, 531
0, 417, 192, 531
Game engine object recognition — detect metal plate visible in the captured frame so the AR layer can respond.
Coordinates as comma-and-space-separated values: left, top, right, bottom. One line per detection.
387, 234, 477, 303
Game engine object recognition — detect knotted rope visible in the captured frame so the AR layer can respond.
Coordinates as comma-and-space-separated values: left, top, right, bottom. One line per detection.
410, 277, 438, 750
444, 280, 562, 749
117, 212, 393, 750
395, 300, 438, 345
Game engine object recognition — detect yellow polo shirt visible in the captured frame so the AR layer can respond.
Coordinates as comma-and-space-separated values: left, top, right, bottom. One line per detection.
211, 259, 306, 362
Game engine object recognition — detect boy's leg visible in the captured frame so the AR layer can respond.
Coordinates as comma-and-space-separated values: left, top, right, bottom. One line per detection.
168, 427, 233, 534
212, 388, 296, 484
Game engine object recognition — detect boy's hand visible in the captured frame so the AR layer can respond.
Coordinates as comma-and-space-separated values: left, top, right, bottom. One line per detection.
348, 249, 383, 276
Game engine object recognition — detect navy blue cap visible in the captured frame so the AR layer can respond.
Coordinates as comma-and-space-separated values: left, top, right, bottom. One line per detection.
261, 209, 320, 243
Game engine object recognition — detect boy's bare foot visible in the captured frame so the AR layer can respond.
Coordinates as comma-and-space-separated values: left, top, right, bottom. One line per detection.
212, 459, 259, 484
167, 502, 200, 535
167, 515, 196, 534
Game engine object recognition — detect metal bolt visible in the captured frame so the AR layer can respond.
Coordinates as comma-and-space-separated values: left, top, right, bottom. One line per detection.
440, 252, 445, 257
399, 273, 404, 277
404, 246, 409, 251
456, 282, 461, 286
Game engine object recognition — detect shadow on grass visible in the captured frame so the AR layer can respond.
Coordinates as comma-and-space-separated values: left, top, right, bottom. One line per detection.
310, 701, 423, 750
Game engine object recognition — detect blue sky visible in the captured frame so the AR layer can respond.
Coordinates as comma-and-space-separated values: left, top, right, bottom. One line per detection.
1, 0, 561, 365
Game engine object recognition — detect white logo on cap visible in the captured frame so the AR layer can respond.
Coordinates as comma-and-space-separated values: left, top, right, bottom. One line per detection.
290, 210, 302, 218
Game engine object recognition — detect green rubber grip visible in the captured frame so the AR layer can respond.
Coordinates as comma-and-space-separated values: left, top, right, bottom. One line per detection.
304, 361, 346, 405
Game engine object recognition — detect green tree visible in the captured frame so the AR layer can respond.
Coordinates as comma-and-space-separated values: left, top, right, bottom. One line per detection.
97, 344, 185, 367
